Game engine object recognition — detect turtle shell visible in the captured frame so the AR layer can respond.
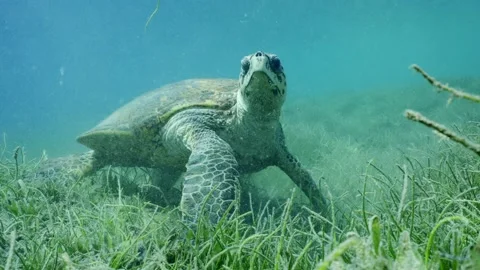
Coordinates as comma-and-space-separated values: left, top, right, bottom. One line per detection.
77, 79, 238, 155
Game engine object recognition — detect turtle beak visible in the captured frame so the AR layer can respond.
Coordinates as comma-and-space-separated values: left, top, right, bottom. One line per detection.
247, 52, 284, 97
250, 51, 270, 73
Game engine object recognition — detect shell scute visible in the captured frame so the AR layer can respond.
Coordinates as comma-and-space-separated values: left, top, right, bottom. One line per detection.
77, 79, 238, 151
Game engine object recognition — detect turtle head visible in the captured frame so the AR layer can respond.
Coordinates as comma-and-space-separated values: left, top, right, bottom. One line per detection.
237, 51, 287, 119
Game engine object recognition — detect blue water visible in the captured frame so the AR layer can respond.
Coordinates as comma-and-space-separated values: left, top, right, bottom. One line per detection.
1, 0, 479, 157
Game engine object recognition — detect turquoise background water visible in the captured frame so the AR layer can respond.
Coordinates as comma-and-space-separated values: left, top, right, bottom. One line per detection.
1, 0, 479, 157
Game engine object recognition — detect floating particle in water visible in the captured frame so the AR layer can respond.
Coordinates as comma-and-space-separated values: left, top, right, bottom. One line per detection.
59, 66, 65, 86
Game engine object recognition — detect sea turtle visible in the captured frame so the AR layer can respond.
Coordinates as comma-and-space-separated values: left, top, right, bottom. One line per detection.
31, 51, 328, 227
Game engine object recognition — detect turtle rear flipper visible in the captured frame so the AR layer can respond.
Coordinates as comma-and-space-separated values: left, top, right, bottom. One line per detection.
25, 150, 98, 182
145, 166, 183, 206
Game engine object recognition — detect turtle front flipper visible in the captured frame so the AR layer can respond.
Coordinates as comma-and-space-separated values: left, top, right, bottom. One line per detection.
25, 150, 99, 182
275, 145, 329, 219
180, 129, 240, 228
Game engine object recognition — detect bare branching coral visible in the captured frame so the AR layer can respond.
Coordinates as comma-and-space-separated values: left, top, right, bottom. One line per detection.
405, 110, 480, 156
405, 65, 480, 157
410, 64, 480, 104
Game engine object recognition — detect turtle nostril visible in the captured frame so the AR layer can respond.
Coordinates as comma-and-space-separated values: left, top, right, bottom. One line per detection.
255, 51, 263, 57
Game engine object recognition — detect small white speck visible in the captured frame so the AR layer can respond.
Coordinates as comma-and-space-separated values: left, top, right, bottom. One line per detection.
59, 66, 65, 86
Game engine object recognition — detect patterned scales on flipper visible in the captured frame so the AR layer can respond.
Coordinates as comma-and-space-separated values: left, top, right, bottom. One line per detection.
28, 151, 96, 182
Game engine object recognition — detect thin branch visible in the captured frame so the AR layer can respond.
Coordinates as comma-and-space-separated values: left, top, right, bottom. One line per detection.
405, 109, 480, 157
410, 64, 480, 103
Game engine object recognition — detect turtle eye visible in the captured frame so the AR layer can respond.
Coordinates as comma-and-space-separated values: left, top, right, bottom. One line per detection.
241, 57, 250, 73
270, 55, 281, 71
